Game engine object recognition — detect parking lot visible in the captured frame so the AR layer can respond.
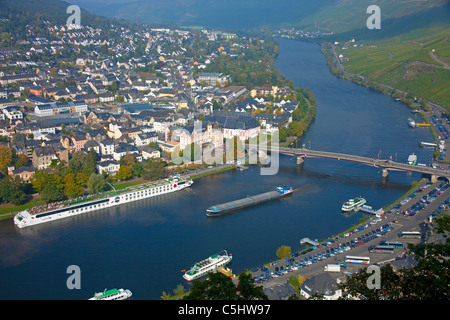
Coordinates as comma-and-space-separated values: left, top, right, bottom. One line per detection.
427, 110, 450, 162
250, 178, 448, 289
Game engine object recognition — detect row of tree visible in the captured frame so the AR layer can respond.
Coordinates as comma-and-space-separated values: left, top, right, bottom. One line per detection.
0, 148, 168, 206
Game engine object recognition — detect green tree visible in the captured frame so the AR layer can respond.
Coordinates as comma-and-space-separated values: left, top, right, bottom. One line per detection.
0, 176, 27, 205
83, 150, 97, 176
32, 170, 53, 192
160, 291, 171, 300
64, 173, 84, 198
69, 151, 85, 174
184, 273, 239, 300
131, 162, 145, 177
14, 153, 29, 169
279, 127, 288, 142
173, 284, 186, 296
110, 80, 118, 93
236, 273, 268, 300
0, 145, 12, 173
142, 159, 167, 181
115, 165, 133, 181
276, 245, 291, 259
76, 172, 89, 187
287, 121, 305, 137
41, 184, 65, 203
120, 154, 136, 166
87, 173, 106, 194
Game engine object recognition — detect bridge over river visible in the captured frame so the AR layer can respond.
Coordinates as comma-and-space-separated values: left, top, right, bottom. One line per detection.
265, 146, 450, 182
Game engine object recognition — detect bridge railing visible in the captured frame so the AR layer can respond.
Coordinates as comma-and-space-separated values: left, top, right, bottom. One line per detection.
274, 147, 449, 177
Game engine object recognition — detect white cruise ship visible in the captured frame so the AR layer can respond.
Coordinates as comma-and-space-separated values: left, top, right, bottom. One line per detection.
183, 250, 232, 281
14, 178, 193, 228
89, 288, 132, 300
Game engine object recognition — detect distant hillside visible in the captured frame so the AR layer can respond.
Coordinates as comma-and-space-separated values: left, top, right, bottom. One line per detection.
1, 0, 108, 27
294, 0, 449, 35
323, 1, 450, 109
69, 0, 335, 31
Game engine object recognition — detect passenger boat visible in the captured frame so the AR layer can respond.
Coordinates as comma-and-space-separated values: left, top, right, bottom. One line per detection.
341, 197, 366, 212
89, 288, 132, 300
14, 178, 193, 228
183, 250, 232, 281
407, 154, 417, 165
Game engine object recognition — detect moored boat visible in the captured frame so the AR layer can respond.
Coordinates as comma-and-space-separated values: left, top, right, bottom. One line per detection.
89, 288, 132, 300
183, 250, 232, 281
407, 154, 417, 165
407, 117, 416, 128
341, 197, 366, 212
14, 177, 193, 228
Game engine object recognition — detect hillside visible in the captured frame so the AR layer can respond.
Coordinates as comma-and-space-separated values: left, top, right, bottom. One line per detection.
293, 0, 450, 109
325, 1, 450, 109
294, 0, 449, 34
69, 0, 334, 31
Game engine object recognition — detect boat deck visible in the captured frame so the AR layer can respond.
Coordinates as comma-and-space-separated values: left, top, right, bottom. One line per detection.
209, 190, 284, 213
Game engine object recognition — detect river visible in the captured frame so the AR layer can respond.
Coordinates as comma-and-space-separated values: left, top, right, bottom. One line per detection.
0, 38, 434, 300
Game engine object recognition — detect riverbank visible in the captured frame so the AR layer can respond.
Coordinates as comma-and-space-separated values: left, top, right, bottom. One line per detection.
321, 40, 449, 163
0, 163, 238, 221
244, 176, 445, 296
173, 175, 437, 300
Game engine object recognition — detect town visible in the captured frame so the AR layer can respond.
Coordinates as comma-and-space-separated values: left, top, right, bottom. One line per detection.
0, 15, 316, 206
1, 0, 448, 303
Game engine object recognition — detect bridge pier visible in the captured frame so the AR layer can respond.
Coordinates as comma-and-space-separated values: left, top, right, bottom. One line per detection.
431, 174, 438, 183
382, 169, 389, 178
297, 157, 304, 165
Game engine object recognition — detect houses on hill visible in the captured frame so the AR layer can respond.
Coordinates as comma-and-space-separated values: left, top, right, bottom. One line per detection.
1, 20, 305, 183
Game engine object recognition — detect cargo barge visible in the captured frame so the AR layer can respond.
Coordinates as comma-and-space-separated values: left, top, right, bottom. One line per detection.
206, 186, 293, 216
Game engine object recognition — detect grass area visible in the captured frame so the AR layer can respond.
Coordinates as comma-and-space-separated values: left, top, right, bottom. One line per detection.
189, 165, 235, 180
0, 200, 45, 219
112, 179, 146, 190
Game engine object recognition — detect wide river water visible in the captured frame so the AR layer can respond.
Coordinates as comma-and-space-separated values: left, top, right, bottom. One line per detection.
0, 38, 434, 300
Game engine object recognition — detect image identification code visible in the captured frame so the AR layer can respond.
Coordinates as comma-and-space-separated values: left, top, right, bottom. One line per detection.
178, 304, 271, 317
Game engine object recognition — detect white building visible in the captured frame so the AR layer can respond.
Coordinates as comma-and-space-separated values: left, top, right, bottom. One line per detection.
97, 160, 120, 175
112, 142, 141, 161
140, 146, 161, 160
2, 106, 23, 120
135, 132, 158, 146
300, 273, 342, 300
100, 139, 114, 155
34, 100, 88, 117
